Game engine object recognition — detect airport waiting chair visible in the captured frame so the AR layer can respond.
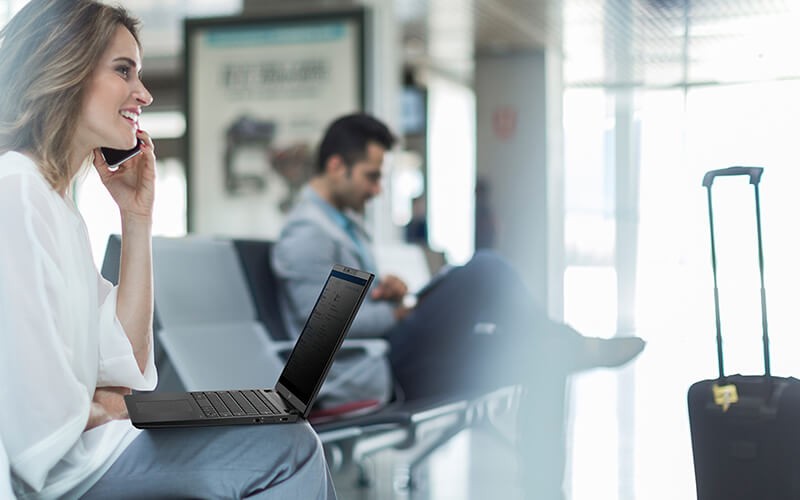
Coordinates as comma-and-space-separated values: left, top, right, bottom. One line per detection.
231, 238, 520, 486
102, 235, 287, 392
100, 235, 519, 488
101, 235, 388, 395
232, 239, 458, 460
101, 234, 403, 471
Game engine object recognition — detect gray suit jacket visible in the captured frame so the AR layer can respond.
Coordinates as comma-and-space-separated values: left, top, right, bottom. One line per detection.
272, 185, 394, 407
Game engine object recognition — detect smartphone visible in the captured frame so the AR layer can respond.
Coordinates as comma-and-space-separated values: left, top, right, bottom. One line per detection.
101, 140, 142, 171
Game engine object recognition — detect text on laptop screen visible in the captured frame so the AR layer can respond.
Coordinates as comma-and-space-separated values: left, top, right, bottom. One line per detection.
279, 269, 369, 405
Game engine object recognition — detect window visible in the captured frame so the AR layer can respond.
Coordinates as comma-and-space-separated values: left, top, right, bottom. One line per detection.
563, 80, 800, 499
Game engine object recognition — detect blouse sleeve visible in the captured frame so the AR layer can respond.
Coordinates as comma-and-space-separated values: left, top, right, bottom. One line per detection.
95, 274, 157, 389
0, 175, 91, 491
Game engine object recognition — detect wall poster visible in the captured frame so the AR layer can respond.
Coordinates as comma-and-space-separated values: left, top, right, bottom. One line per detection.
184, 10, 365, 237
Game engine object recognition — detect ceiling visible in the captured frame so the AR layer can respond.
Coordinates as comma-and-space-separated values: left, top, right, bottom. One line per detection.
121, 0, 800, 88
562, 0, 800, 88
401, 0, 800, 88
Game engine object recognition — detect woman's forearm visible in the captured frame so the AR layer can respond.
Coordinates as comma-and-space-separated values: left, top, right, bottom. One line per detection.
85, 387, 131, 430
116, 212, 154, 373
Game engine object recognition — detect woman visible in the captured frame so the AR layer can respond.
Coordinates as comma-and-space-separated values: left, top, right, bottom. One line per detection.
0, 1, 336, 498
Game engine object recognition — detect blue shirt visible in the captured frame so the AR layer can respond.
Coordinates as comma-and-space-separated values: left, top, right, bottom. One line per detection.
308, 190, 377, 273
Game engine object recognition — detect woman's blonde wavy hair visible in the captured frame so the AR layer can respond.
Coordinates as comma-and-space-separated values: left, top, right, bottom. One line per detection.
0, 0, 141, 192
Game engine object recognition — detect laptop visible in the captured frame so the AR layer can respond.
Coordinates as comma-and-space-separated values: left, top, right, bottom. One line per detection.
124, 264, 374, 428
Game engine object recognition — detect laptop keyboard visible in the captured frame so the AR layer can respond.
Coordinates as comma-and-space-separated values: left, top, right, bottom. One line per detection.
191, 390, 283, 418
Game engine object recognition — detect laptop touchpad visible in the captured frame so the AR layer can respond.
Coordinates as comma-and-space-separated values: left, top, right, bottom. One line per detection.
136, 400, 195, 419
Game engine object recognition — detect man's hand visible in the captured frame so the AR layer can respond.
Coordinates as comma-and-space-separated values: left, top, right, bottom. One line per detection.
393, 305, 414, 321
86, 387, 132, 431
371, 274, 408, 302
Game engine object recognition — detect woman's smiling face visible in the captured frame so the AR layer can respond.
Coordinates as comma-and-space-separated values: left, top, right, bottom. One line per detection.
75, 25, 153, 155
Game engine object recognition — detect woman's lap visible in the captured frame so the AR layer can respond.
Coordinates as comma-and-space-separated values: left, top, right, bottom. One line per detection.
81, 421, 336, 499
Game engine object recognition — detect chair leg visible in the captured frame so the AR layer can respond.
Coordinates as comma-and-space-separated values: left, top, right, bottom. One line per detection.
400, 419, 468, 490
355, 461, 372, 488
351, 428, 412, 489
401, 387, 522, 490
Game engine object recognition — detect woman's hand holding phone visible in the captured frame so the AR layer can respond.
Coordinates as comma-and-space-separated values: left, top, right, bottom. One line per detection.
100, 141, 143, 172
94, 128, 156, 220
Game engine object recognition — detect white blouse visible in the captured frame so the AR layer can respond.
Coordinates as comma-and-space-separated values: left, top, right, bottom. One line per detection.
0, 152, 157, 499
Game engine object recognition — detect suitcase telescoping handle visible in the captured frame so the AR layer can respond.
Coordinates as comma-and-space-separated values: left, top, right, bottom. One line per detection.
702, 166, 763, 187
703, 166, 770, 379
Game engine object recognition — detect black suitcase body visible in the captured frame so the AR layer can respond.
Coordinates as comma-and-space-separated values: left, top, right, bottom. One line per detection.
688, 167, 800, 500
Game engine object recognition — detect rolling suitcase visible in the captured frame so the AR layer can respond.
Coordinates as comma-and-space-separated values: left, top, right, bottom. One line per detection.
688, 166, 800, 500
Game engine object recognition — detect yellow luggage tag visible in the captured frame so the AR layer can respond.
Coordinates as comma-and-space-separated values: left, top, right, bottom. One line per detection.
712, 383, 739, 412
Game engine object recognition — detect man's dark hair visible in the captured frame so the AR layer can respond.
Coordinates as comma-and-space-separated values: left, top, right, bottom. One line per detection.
316, 113, 396, 174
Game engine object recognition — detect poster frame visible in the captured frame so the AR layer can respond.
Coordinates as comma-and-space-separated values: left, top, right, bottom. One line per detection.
183, 8, 367, 233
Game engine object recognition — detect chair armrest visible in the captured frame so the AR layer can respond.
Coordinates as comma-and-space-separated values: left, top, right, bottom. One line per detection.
340, 338, 390, 357
270, 340, 298, 355
273, 338, 389, 358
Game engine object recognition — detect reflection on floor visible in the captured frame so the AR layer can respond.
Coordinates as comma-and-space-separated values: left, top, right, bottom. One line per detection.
331, 415, 525, 500
331, 346, 702, 499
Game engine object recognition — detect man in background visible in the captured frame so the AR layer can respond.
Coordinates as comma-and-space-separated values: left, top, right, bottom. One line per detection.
272, 112, 644, 498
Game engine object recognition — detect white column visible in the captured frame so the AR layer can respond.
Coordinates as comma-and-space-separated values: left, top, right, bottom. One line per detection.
426, 76, 476, 264
475, 50, 564, 316
360, 0, 403, 245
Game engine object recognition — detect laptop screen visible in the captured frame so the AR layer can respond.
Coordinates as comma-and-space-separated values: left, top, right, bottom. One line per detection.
277, 266, 372, 411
